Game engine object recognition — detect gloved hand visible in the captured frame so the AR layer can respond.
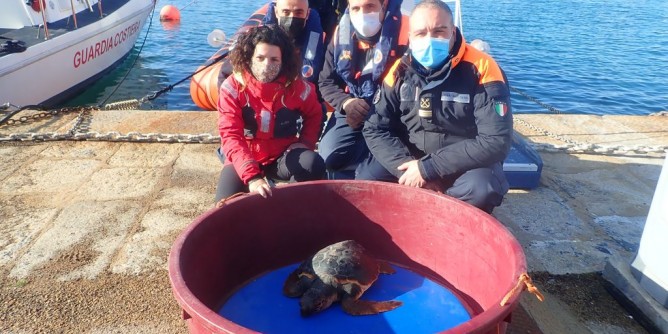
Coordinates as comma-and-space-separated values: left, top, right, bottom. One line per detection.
342, 98, 370, 130
248, 177, 272, 198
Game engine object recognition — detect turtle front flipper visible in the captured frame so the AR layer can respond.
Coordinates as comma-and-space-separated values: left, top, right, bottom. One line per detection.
341, 297, 403, 315
377, 261, 396, 274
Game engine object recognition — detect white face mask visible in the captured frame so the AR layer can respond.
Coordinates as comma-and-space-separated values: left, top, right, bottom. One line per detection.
350, 11, 382, 38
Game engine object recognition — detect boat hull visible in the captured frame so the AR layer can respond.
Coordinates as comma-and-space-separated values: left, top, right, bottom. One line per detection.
0, 0, 154, 107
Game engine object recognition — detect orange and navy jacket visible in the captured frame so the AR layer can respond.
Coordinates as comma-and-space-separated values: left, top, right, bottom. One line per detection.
363, 28, 513, 180
217, 72, 323, 183
318, 0, 408, 111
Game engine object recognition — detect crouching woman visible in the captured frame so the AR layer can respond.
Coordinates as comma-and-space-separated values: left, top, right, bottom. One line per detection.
216, 25, 326, 201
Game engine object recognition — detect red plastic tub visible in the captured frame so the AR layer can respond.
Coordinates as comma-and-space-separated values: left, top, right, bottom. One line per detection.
168, 181, 527, 333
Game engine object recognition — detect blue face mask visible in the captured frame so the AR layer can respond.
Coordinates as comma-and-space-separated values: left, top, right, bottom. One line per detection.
410, 37, 451, 69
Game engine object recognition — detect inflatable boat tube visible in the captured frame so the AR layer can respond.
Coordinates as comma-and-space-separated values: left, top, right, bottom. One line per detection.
190, 4, 269, 110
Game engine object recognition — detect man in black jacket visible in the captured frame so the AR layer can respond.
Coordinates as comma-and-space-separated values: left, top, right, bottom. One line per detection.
358, 0, 512, 213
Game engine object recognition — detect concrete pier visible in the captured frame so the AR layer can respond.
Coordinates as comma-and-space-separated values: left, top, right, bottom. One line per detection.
1, 109, 667, 333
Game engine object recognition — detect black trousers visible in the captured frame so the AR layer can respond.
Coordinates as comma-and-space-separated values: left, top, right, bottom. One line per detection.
356, 155, 509, 213
215, 148, 326, 202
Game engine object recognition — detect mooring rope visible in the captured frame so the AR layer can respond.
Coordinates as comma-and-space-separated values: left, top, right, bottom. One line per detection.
98, 2, 156, 107
101, 44, 231, 110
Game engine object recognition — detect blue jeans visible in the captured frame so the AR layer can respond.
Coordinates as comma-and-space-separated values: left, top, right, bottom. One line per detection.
357, 156, 509, 213
318, 111, 369, 179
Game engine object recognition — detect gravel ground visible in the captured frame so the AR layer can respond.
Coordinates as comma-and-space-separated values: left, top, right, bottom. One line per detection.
530, 271, 650, 334
0, 271, 186, 333
0, 238, 186, 334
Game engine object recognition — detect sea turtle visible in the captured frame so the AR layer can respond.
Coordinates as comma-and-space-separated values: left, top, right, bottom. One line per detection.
282, 240, 402, 316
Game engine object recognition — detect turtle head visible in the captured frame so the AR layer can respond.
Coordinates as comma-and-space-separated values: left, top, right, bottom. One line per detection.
283, 270, 316, 297
299, 286, 336, 317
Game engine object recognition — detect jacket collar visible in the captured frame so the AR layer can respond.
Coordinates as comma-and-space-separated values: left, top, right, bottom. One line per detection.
450, 27, 466, 70
235, 71, 290, 102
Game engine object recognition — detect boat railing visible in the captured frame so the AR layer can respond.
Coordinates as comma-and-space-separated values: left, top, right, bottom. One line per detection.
69, 0, 79, 29
443, 0, 463, 34
38, 0, 49, 39
32, 0, 106, 40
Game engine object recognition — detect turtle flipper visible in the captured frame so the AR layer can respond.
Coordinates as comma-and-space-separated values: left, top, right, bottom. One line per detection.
341, 297, 402, 315
378, 261, 396, 274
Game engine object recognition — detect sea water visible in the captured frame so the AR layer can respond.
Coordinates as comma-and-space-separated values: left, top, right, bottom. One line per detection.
66, 0, 668, 115
217, 264, 471, 333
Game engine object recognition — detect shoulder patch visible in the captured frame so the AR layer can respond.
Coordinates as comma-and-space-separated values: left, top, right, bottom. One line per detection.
373, 89, 381, 105
373, 49, 383, 64
494, 101, 508, 117
339, 50, 352, 61
301, 65, 314, 78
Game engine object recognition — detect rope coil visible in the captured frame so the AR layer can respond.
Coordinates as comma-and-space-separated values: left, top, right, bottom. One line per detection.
215, 192, 247, 208
500, 273, 545, 306
103, 99, 142, 110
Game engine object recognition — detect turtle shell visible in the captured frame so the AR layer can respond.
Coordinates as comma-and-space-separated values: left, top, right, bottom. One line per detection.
310, 240, 380, 294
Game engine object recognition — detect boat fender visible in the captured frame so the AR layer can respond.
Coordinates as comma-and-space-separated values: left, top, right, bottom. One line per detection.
470, 39, 491, 53
0, 39, 27, 54
26, 0, 46, 12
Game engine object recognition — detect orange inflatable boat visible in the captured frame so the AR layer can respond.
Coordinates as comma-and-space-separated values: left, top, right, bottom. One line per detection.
190, 4, 269, 110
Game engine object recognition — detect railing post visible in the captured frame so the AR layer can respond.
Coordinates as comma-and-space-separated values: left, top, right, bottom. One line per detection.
39, 0, 49, 39
69, 0, 79, 28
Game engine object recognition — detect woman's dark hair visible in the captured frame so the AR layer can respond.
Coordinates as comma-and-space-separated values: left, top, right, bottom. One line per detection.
229, 25, 300, 84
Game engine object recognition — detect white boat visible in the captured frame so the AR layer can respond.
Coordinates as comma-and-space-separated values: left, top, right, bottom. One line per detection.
0, 0, 154, 107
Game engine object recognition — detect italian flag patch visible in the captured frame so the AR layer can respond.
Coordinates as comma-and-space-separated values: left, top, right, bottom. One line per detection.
494, 101, 508, 116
